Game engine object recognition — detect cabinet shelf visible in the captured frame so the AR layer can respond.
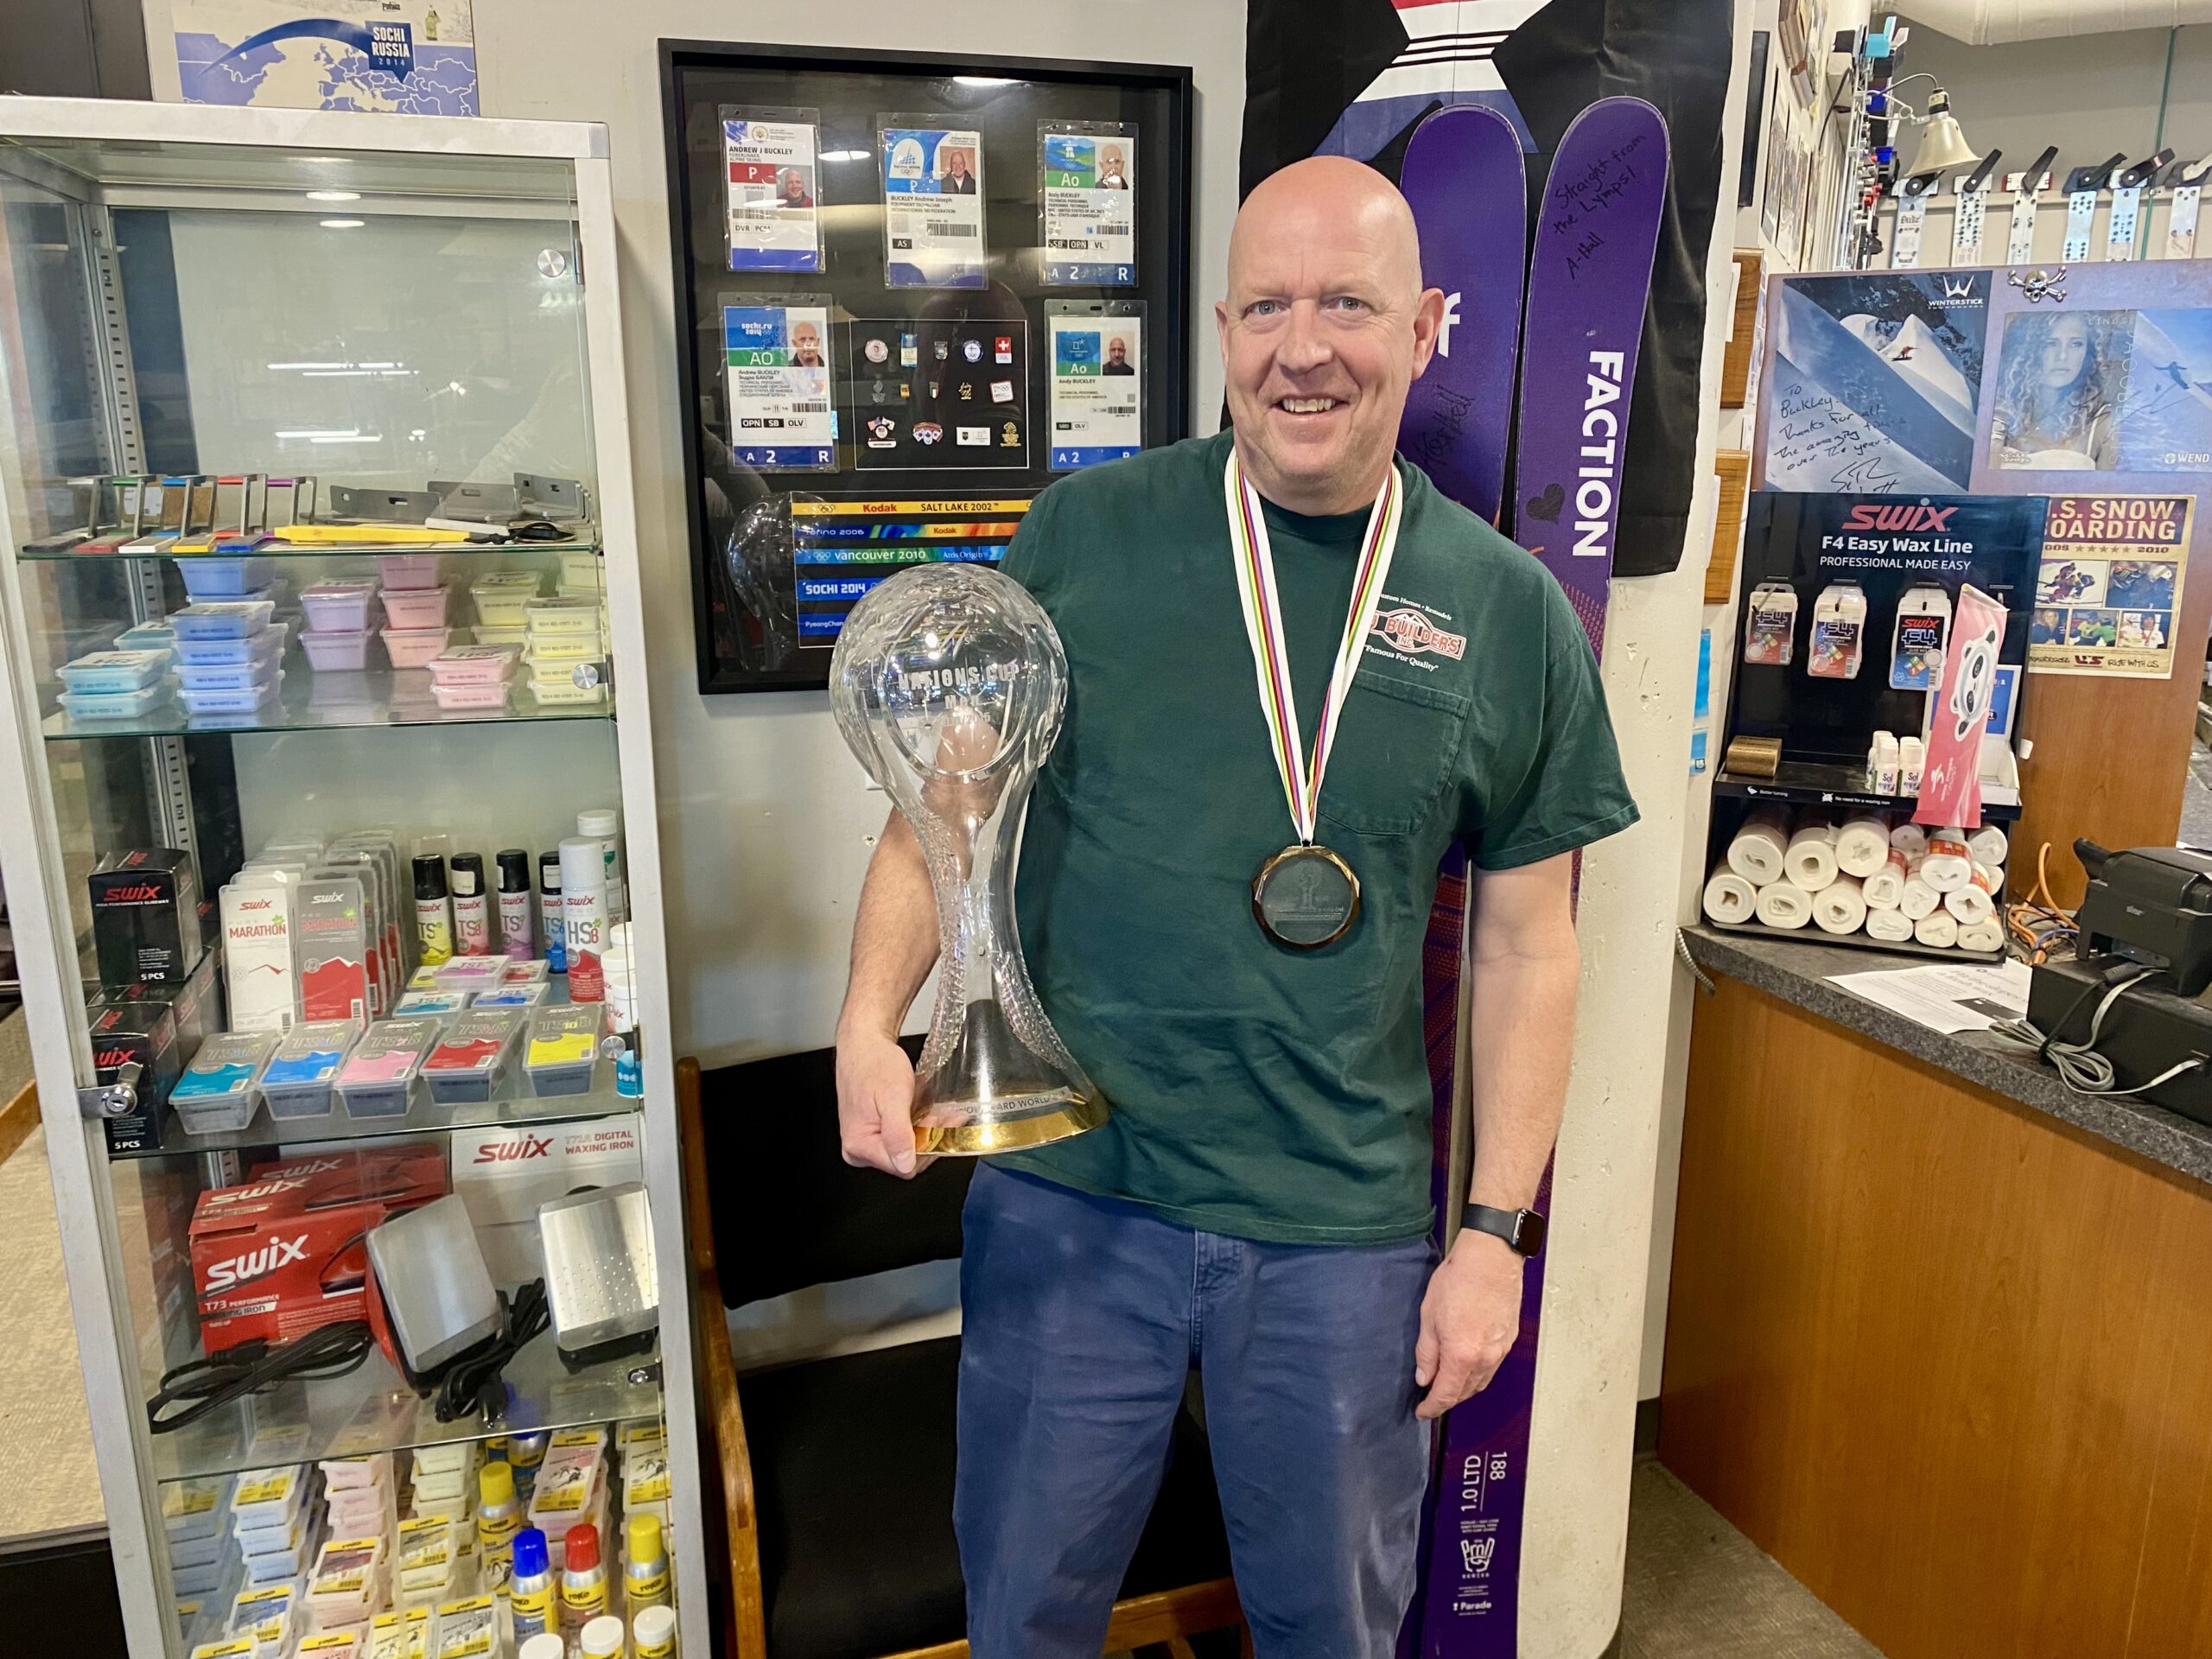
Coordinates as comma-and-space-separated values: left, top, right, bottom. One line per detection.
149, 1332, 663, 1486
111, 1069, 640, 1160
44, 663, 613, 741
20, 536, 601, 563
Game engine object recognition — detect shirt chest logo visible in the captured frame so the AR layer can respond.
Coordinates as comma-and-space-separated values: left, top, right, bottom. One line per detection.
1371, 606, 1465, 660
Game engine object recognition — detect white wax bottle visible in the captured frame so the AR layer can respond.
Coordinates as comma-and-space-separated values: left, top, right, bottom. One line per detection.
1808, 582, 1868, 679
559, 836, 609, 1002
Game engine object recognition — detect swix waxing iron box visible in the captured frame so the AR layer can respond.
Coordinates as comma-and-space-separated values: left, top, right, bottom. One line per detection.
189, 1144, 448, 1353
88, 849, 204, 985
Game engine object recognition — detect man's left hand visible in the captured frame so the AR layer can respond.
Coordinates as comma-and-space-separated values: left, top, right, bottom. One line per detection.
1413, 1230, 1525, 1421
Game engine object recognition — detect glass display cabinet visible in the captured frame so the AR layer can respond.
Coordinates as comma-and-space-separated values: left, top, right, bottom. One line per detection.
0, 99, 705, 1656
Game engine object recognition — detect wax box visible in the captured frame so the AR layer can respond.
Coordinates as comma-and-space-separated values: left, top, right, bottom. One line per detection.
89, 848, 204, 985
89, 999, 182, 1155
448, 1119, 641, 1285
221, 875, 300, 1033
189, 1145, 448, 1353
296, 873, 372, 1025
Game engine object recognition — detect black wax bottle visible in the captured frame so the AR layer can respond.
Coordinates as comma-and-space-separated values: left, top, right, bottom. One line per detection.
412, 854, 453, 965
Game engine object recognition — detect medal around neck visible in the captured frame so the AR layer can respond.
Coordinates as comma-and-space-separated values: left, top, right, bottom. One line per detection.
830, 564, 1107, 1154
1224, 451, 1404, 950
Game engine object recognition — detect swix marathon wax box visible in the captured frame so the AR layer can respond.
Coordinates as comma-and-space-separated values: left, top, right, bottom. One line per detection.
88, 849, 204, 985
189, 1144, 448, 1353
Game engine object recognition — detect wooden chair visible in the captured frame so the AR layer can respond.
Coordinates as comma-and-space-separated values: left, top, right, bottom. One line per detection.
678, 1052, 1251, 1659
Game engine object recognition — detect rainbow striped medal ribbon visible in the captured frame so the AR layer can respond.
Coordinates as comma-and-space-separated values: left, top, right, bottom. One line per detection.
1223, 448, 1405, 950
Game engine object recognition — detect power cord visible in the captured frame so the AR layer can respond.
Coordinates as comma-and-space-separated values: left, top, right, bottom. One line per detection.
433, 1280, 550, 1423
148, 1320, 375, 1435
1992, 963, 2209, 1096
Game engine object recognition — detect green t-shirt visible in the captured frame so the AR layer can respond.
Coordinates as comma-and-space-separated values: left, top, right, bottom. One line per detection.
994, 429, 1637, 1244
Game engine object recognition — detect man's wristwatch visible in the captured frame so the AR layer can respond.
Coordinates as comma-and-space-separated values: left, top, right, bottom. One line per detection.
1460, 1203, 1547, 1258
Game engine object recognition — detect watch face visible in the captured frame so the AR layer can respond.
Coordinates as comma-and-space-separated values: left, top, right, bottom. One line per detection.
1511, 1211, 1548, 1257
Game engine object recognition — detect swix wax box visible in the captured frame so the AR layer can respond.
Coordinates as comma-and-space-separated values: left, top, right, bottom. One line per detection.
222, 875, 300, 1033
190, 1144, 448, 1353
297, 873, 372, 1026
89, 999, 183, 1156
449, 1120, 641, 1285
89, 849, 204, 985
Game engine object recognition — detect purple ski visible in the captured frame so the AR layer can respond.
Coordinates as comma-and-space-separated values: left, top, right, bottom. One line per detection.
1405, 95, 1668, 1659
1398, 104, 1528, 526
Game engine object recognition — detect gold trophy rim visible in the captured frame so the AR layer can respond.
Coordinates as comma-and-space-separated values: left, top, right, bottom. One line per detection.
912, 1091, 1111, 1155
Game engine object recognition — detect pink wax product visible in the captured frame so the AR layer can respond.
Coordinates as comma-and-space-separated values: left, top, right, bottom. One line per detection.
299, 580, 380, 633
300, 629, 373, 671
431, 682, 512, 713
377, 552, 442, 590
378, 584, 452, 630
424, 645, 518, 687
434, 956, 512, 996
379, 626, 450, 670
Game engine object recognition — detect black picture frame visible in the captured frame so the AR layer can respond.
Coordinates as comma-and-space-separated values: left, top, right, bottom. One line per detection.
659, 40, 1195, 694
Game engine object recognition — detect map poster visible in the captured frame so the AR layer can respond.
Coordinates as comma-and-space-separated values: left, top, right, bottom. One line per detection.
1047, 312, 1142, 471
2028, 494, 2192, 679
174, 0, 477, 113
880, 124, 988, 289
1040, 124, 1137, 286
723, 115, 823, 274
723, 304, 836, 472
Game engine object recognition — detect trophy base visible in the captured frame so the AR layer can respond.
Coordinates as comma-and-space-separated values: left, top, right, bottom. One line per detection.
912, 1091, 1109, 1155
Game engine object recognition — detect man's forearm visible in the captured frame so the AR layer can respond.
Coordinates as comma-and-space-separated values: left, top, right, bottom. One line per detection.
837, 810, 941, 1041
1462, 916, 1581, 1214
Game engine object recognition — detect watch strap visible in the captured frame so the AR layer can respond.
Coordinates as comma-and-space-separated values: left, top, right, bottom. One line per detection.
1460, 1201, 1546, 1257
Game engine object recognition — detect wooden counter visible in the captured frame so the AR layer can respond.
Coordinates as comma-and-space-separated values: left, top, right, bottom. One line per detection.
1662, 931, 2212, 1659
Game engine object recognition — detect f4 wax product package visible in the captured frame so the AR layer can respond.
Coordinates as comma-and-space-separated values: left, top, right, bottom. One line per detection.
1890, 584, 1953, 691
188, 1144, 448, 1353
1741, 582, 1798, 666
221, 874, 301, 1033
88, 848, 204, 985
1808, 582, 1868, 679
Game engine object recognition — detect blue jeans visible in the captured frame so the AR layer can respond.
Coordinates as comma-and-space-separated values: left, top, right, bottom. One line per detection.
955, 1163, 1434, 1659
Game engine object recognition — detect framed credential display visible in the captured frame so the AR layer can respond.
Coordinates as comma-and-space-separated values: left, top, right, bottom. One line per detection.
662, 41, 1193, 693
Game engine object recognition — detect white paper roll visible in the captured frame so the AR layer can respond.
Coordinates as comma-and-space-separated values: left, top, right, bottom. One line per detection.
1967, 824, 2009, 868
1890, 822, 1929, 859
1813, 873, 1868, 934
1915, 910, 1960, 948
1921, 833, 1974, 893
1900, 873, 1941, 921
1754, 881, 1814, 930
1862, 848, 1910, 911
1834, 816, 1891, 878
1784, 825, 1840, 893
1701, 867, 1758, 926
1956, 918, 2005, 953
1866, 906, 1916, 942
1944, 885, 1996, 927
1726, 812, 1791, 886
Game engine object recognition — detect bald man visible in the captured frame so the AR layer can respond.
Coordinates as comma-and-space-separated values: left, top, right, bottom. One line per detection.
836, 158, 1636, 1656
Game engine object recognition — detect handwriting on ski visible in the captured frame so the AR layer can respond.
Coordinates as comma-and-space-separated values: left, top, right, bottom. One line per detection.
1408, 385, 1476, 474
1547, 135, 1650, 282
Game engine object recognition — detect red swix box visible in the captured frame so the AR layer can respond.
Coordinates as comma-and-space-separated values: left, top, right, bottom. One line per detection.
189, 1144, 448, 1352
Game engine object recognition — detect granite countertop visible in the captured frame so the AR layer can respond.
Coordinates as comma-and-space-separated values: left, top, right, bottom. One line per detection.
1682, 925, 2212, 1188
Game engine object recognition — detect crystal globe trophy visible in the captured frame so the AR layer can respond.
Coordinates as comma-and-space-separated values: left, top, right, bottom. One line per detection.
829, 563, 1107, 1154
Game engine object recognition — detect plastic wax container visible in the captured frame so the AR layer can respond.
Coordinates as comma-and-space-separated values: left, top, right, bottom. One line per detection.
524, 1005, 603, 1097
527, 677, 608, 708
58, 679, 174, 721
393, 989, 471, 1017
172, 600, 276, 639
433, 681, 512, 713
521, 632, 606, 666
470, 572, 543, 629
377, 551, 442, 589
381, 626, 451, 670
379, 584, 452, 630
426, 645, 518, 687
178, 671, 282, 716
473, 983, 549, 1009
231, 1466, 307, 1534
299, 579, 380, 632
259, 1020, 357, 1118
59, 649, 171, 695
115, 621, 175, 652
176, 556, 275, 600
524, 597, 605, 637
175, 622, 289, 667
505, 958, 550, 983
423, 1009, 527, 1103
558, 549, 604, 588
334, 1017, 442, 1117
300, 628, 373, 671
171, 1031, 279, 1134
176, 652, 285, 692
473, 624, 528, 650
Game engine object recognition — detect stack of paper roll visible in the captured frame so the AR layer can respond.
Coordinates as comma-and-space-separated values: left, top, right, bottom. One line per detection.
1703, 806, 2008, 957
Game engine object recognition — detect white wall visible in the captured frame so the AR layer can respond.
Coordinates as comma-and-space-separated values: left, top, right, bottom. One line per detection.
461, 0, 1248, 1068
